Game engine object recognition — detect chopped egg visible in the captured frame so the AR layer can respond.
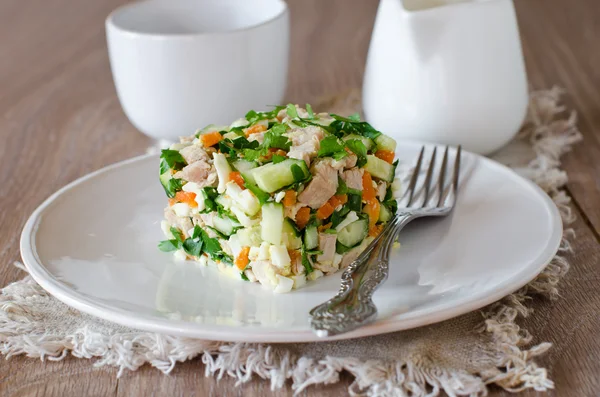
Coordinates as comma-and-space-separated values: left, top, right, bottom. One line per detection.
173, 249, 188, 261
308, 269, 324, 281
274, 275, 294, 293
274, 191, 286, 203
258, 242, 271, 260
269, 245, 291, 268
291, 274, 307, 289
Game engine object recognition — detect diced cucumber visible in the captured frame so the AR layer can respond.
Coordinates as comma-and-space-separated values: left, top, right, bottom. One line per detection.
159, 172, 171, 193
334, 211, 359, 232
215, 195, 232, 210
364, 155, 394, 182
251, 159, 310, 193
196, 124, 227, 136
230, 118, 249, 129
379, 203, 393, 222
261, 203, 284, 245
236, 226, 262, 247
303, 225, 319, 250
342, 134, 374, 151
337, 218, 368, 248
213, 153, 232, 193
282, 219, 299, 236
374, 134, 397, 152
233, 159, 258, 173
233, 159, 259, 186
213, 216, 241, 236
222, 131, 239, 140
282, 219, 301, 249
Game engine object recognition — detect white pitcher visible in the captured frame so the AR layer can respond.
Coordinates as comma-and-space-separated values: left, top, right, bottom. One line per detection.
362, 0, 528, 155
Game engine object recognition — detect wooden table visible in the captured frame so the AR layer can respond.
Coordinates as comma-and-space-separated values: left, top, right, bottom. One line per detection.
1, 0, 598, 395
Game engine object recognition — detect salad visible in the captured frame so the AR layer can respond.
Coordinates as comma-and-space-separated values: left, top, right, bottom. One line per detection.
158, 104, 399, 293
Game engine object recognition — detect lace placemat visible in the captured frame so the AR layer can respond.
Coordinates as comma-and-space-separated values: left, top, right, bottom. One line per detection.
0, 87, 581, 396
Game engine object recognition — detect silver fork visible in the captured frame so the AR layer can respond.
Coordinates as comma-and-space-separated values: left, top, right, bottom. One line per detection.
309, 145, 462, 337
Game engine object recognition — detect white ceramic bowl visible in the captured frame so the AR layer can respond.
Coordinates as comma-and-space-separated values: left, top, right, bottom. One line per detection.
106, 0, 289, 141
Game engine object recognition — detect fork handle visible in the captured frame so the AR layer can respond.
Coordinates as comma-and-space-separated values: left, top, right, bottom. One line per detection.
309, 213, 414, 337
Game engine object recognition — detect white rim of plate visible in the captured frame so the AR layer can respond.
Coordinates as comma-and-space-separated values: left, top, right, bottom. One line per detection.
20, 142, 563, 343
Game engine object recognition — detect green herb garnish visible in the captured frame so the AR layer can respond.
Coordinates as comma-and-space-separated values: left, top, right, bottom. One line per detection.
162, 178, 184, 199
317, 136, 346, 158
306, 104, 315, 119
158, 239, 179, 252
160, 149, 187, 173
286, 103, 299, 119
244, 106, 285, 124
300, 243, 314, 274
329, 114, 382, 140
344, 139, 368, 167
272, 154, 286, 164
291, 163, 306, 182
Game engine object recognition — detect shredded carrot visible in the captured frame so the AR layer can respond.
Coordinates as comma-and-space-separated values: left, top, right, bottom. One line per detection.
375, 149, 395, 164
364, 200, 380, 228
295, 207, 311, 229
362, 171, 377, 203
288, 249, 301, 262
369, 224, 384, 237
174, 191, 198, 208
263, 148, 287, 160
329, 194, 348, 209
229, 171, 245, 189
283, 190, 297, 207
316, 202, 335, 220
199, 131, 223, 147
168, 198, 177, 206
318, 222, 332, 232
235, 246, 250, 270
244, 124, 267, 137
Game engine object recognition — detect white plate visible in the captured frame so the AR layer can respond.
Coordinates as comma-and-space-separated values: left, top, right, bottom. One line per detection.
20, 143, 562, 343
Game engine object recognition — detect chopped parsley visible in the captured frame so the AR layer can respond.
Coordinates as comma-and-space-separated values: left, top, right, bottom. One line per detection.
162, 177, 184, 199
344, 139, 368, 167
158, 239, 179, 252
244, 106, 285, 124
286, 103, 299, 119
263, 124, 291, 151
317, 136, 346, 158
300, 243, 314, 274
160, 149, 187, 172
329, 114, 382, 140
336, 177, 348, 195
272, 154, 286, 164
291, 163, 306, 182
347, 192, 363, 212
306, 104, 315, 119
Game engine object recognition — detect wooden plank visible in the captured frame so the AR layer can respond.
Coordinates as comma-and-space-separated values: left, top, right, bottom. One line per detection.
514, 0, 600, 235
0, 357, 118, 397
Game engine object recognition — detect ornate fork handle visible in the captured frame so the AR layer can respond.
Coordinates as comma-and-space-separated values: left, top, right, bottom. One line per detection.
309, 213, 415, 337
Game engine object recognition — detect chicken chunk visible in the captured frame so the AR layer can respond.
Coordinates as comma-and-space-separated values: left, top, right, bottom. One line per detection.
164, 207, 193, 237
176, 159, 217, 187
247, 131, 266, 145
342, 167, 364, 191
317, 232, 337, 265
179, 144, 210, 164
297, 160, 338, 209
286, 126, 325, 167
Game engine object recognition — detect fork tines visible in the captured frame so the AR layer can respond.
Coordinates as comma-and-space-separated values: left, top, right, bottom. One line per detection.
401, 145, 462, 209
